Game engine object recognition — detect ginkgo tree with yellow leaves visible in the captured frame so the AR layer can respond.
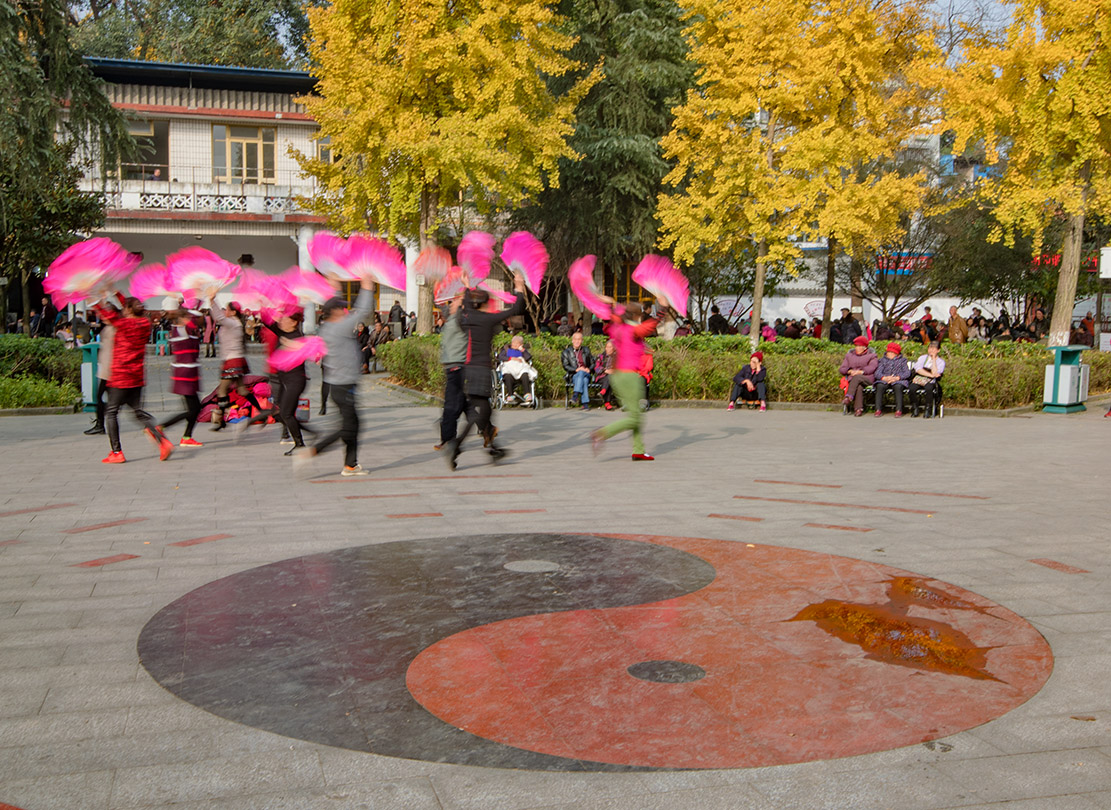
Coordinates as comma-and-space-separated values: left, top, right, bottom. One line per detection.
296, 0, 596, 332
944, 0, 1111, 347
658, 0, 940, 345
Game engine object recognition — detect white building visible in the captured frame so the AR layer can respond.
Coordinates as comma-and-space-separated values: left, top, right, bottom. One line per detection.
79, 58, 412, 321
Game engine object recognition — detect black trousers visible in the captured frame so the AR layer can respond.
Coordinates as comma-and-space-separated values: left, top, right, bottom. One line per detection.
874, 382, 906, 413
93, 377, 108, 426
313, 383, 358, 467
440, 366, 465, 444
731, 380, 766, 402
456, 393, 495, 451
278, 374, 308, 446
502, 374, 533, 399
161, 394, 201, 438
908, 381, 939, 414
106, 386, 158, 453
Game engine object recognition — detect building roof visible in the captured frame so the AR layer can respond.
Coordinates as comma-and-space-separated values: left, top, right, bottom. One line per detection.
85, 58, 317, 95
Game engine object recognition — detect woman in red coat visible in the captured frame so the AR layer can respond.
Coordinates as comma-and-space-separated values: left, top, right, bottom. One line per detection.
93, 293, 174, 464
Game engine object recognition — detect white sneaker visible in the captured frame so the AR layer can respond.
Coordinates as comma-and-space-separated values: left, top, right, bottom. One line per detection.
279, 437, 295, 446
232, 419, 251, 444
341, 464, 369, 476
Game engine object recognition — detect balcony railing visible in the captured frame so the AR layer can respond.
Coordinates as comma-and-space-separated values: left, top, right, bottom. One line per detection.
81, 165, 324, 216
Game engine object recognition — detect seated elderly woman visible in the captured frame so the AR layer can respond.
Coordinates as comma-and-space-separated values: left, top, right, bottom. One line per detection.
838, 336, 878, 417
873, 342, 912, 417
727, 351, 767, 411
593, 339, 617, 410
908, 340, 945, 418
496, 335, 538, 404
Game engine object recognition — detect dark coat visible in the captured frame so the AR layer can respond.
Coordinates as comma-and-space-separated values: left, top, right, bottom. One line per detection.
560, 343, 594, 376
460, 293, 526, 397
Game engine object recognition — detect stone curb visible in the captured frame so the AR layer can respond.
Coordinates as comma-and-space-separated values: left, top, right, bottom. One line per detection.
0, 402, 81, 417
372, 379, 1110, 418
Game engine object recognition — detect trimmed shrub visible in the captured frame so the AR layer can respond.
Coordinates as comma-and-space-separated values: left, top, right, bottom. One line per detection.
0, 376, 81, 409
375, 332, 1111, 410
0, 335, 81, 386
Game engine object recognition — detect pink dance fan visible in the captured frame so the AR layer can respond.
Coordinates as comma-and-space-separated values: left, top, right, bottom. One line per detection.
128, 263, 175, 304
271, 336, 327, 371
500, 232, 548, 294
478, 282, 515, 305
230, 268, 274, 311
631, 254, 689, 318
166, 247, 240, 300
346, 234, 407, 290
257, 271, 299, 320
45, 238, 140, 307
282, 266, 336, 305
307, 232, 356, 280
414, 246, 452, 286
457, 231, 496, 283
433, 268, 466, 303
568, 255, 611, 320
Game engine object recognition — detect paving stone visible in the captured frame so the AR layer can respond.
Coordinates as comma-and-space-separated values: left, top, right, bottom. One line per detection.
2, 395, 1111, 809
107, 749, 326, 807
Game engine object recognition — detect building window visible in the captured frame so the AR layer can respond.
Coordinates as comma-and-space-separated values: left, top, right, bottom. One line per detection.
602, 259, 646, 304
122, 119, 169, 180
212, 124, 276, 184
317, 135, 335, 164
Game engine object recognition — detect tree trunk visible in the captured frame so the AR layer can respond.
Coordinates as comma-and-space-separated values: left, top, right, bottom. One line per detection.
821, 234, 837, 339
416, 184, 438, 335
750, 238, 767, 353
1048, 205, 1087, 347
21, 267, 31, 336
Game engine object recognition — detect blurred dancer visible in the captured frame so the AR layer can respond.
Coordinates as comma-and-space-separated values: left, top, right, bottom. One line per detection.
296, 278, 373, 475
435, 294, 466, 451
591, 298, 669, 461
205, 295, 264, 430
92, 292, 173, 464
445, 272, 526, 470
157, 306, 204, 447
239, 309, 312, 454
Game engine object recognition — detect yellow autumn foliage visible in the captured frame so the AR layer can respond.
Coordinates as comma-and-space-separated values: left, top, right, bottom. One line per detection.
659, 0, 940, 268
295, 0, 598, 240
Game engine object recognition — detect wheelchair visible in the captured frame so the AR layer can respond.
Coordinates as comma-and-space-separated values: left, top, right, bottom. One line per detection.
493, 368, 542, 411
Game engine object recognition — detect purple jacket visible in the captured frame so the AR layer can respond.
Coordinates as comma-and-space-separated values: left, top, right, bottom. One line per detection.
838, 349, 878, 383
874, 355, 912, 387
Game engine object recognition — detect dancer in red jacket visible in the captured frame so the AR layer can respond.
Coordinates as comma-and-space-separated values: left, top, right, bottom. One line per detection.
93, 293, 173, 464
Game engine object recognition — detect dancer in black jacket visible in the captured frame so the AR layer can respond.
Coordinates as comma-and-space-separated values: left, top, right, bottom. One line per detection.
445, 272, 526, 470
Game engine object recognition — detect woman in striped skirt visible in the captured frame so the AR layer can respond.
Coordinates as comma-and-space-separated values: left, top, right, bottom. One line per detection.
158, 307, 204, 447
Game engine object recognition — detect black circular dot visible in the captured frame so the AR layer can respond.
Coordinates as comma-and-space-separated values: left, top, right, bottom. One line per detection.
627, 660, 706, 683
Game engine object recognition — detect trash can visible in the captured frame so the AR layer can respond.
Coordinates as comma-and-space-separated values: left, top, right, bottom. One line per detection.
80, 342, 100, 412
1043, 345, 1090, 413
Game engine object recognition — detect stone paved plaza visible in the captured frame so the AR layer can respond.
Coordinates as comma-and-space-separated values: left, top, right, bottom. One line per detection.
1, 352, 1109, 810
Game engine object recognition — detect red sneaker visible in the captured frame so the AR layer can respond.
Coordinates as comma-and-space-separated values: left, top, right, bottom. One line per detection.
179, 437, 203, 448
158, 438, 174, 461
101, 451, 125, 464
631, 453, 655, 461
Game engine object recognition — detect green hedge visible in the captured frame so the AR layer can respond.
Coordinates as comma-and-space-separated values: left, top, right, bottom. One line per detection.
0, 335, 81, 386
376, 334, 1111, 410
0, 376, 81, 409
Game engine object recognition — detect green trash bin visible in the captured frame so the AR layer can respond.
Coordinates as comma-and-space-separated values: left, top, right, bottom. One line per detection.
1043, 345, 1090, 413
80, 342, 100, 412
